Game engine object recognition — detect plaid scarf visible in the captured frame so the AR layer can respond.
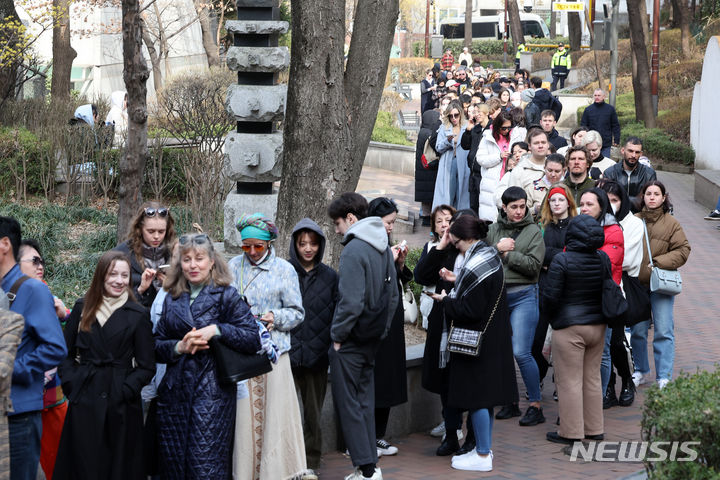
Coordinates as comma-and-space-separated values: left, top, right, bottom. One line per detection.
449, 240, 503, 300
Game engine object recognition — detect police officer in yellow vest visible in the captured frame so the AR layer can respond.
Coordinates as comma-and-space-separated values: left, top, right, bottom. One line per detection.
551, 42, 571, 91
515, 43, 526, 71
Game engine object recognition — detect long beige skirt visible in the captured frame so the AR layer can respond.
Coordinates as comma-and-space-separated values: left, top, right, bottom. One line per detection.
233, 353, 307, 480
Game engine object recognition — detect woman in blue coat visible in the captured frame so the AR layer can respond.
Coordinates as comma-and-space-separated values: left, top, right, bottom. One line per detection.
154, 233, 261, 479
432, 100, 471, 212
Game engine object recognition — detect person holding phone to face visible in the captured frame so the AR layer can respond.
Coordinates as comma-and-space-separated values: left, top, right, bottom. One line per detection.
114, 201, 176, 308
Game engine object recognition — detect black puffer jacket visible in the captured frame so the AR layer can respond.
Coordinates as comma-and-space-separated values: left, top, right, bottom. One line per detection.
415, 110, 442, 204
542, 214, 608, 330
288, 218, 338, 370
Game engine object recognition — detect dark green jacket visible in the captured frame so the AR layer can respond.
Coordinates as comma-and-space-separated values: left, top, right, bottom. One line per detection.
487, 209, 545, 285
564, 175, 596, 205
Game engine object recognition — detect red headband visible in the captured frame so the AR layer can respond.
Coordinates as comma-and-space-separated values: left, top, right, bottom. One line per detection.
548, 187, 568, 200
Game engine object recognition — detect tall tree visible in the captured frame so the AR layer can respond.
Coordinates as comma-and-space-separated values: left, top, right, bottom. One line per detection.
464, 0, 472, 48
568, 12, 581, 50
507, 0, 524, 49
0, 0, 21, 102
627, 0, 655, 127
670, 0, 692, 57
193, 0, 221, 67
50, 0, 77, 102
118, 0, 150, 241
275, 0, 399, 262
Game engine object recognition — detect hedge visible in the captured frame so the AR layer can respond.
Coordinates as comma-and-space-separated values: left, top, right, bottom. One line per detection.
412, 36, 570, 59
371, 111, 413, 146
0, 128, 52, 197
641, 368, 720, 478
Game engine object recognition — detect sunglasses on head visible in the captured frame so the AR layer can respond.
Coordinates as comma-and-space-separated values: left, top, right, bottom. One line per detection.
144, 207, 169, 218
241, 243, 267, 253
179, 233, 212, 249
21, 256, 44, 267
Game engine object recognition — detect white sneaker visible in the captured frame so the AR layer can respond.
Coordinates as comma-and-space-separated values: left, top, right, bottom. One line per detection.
632, 371, 648, 387
451, 451, 493, 472
344, 467, 383, 480
430, 421, 446, 437
452, 448, 491, 464
376, 439, 398, 456
657, 379, 670, 390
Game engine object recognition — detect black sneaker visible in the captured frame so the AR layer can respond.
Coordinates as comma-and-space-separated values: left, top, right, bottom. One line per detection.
519, 406, 545, 426
495, 403, 521, 419
705, 210, 720, 220
546, 431, 579, 444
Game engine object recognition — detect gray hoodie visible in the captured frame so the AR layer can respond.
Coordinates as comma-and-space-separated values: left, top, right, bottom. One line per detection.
331, 217, 399, 343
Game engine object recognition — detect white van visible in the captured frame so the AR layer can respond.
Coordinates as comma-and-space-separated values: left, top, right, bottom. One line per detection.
440, 12, 550, 41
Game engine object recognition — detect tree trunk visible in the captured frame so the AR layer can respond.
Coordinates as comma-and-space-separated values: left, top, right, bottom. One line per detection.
507, 0, 524, 49
671, 0, 691, 56
464, 0, 472, 48
276, 0, 399, 265
140, 18, 163, 93
670, 0, 680, 27
50, 0, 77, 103
119, 0, 150, 242
627, 0, 656, 128
0, 0, 20, 102
550, 6, 557, 37
568, 12, 582, 50
193, 0, 221, 67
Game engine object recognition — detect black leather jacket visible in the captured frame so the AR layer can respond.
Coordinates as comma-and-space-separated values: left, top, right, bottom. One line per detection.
603, 161, 657, 200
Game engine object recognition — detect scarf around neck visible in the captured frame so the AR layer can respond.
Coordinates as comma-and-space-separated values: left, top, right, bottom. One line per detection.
96, 291, 128, 327
449, 240, 503, 300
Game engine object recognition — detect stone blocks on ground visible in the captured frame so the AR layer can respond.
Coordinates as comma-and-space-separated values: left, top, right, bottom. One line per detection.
224, 132, 283, 182
225, 20, 288, 35
225, 84, 287, 122
226, 46, 290, 72
224, 191, 278, 252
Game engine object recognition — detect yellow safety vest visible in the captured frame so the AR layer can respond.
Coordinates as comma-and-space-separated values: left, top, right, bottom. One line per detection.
551, 49, 571, 69
516, 44, 526, 60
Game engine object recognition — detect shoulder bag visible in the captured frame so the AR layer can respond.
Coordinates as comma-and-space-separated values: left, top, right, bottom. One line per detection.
447, 285, 504, 357
209, 288, 272, 385
642, 219, 682, 296
421, 136, 440, 170
599, 252, 628, 329
621, 271, 651, 326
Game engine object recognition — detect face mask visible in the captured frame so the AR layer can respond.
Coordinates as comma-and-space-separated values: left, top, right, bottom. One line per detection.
610, 203, 618, 215
511, 100, 521, 107
483, 93, 491, 99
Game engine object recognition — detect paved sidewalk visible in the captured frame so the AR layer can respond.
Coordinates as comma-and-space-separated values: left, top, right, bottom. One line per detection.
318, 170, 720, 479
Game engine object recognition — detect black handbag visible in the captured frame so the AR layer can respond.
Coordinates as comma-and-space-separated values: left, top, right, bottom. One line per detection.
209, 336, 272, 385
621, 271, 651, 327
599, 253, 628, 329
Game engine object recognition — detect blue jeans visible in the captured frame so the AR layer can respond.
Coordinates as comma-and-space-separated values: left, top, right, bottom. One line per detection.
508, 284, 541, 402
600, 327, 613, 393
630, 292, 675, 381
470, 408, 494, 455
8, 411, 42, 480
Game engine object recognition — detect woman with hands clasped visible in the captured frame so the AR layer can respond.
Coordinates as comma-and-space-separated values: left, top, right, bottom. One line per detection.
154, 233, 261, 479
114, 201, 176, 308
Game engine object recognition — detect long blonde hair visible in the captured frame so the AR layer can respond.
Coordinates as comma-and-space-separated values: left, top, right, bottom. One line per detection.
442, 100, 465, 128
163, 234, 233, 299
540, 183, 577, 228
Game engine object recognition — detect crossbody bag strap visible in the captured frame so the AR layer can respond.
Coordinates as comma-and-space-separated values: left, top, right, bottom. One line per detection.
642, 219, 655, 268
6, 275, 31, 306
450, 278, 504, 334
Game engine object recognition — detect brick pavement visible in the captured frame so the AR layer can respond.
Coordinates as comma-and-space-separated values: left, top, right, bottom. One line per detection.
316, 170, 719, 479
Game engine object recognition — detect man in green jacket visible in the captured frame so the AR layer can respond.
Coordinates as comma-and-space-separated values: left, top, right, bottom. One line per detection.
486, 186, 546, 427
563, 145, 596, 205
551, 43, 571, 91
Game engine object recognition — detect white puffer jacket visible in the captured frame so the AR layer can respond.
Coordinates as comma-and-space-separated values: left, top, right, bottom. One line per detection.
475, 128, 525, 222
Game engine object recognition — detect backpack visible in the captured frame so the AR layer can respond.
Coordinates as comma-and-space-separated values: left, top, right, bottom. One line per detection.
421, 130, 440, 170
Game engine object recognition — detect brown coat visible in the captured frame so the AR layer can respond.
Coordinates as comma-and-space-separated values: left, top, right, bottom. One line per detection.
0, 310, 24, 480
636, 208, 691, 287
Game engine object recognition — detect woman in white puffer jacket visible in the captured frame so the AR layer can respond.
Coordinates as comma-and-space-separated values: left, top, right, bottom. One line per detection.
476, 110, 526, 222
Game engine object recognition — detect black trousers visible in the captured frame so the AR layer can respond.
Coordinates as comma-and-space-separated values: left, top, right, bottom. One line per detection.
329, 341, 379, 467
551, 74, 567, 91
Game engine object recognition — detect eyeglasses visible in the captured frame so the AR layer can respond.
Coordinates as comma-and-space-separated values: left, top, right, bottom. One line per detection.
179, 233, 212, 250
144, 207, 169, 218
449, 113, 461, 119
241, 243, 267, 253
20, 256, 44, 267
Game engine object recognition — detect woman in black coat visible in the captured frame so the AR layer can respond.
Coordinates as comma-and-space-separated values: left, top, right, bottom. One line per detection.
542, 214, 608, 445
55, 250, 155, 480
114, 201, 177, 308
154, 233, 262, 479
368, 198, 412, 456
430, 215, 517, 473
415, 109, 442, 223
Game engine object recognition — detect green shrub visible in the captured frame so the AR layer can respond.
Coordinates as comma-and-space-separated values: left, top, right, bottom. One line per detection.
621, 123, 695, 165
657, 96, 692, 144
386, 57, 435, 86
371, 111, 412, 146
641, 368, 720, 478
0, 128, 52, 198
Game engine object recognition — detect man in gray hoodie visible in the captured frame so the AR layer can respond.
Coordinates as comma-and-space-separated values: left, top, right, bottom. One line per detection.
327, 193, 398, 480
